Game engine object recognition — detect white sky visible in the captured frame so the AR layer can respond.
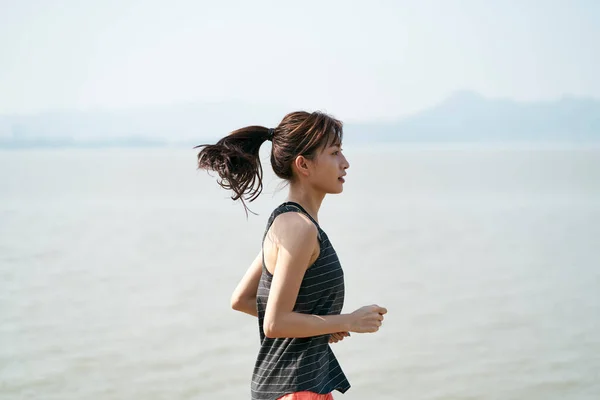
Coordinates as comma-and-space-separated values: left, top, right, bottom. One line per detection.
1, 0, 598, 121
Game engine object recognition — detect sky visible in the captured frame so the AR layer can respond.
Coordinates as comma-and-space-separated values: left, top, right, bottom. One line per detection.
1, 0, 599, 122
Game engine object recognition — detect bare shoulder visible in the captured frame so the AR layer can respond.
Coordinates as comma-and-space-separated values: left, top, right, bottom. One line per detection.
264, 212, 319, 274
271, 212, 318, 246
269, 212, 318, 258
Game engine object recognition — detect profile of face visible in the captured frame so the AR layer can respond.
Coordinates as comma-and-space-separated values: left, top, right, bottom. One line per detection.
295, 142, 350, 194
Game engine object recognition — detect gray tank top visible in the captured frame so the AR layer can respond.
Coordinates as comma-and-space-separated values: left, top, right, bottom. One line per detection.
251, 201, 351, 400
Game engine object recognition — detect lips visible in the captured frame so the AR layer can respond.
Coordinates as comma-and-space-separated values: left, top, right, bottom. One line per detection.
338, 174, 346, 183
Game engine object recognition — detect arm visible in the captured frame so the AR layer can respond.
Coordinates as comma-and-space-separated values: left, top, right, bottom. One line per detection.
230, 250, 263, 317
263, 213, 356, 338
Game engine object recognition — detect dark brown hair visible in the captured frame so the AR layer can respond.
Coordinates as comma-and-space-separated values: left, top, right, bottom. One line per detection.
195, 111, 343, 215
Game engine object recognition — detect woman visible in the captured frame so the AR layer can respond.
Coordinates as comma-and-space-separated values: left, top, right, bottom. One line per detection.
196, 111, 387, 400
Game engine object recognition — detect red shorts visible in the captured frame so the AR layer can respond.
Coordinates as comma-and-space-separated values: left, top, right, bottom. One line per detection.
277, 391, 334, 400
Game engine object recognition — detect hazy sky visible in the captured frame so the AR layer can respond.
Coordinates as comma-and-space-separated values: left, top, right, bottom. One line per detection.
1, 0, 599, 121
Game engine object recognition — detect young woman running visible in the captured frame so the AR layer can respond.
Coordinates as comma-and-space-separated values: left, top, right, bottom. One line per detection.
196, 111, 387, 400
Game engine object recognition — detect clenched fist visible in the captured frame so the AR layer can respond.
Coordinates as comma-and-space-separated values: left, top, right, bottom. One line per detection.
348, 304, 387, 333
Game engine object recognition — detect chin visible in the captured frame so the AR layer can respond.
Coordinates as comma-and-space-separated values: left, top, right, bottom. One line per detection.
317, 181, 345, 195
329, 183, 344, 194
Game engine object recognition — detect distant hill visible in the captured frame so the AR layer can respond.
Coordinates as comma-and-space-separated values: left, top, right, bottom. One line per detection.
345, 91, 600, 143
0, 91, 598, 148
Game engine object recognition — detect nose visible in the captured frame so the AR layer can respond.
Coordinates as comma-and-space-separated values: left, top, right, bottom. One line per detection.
342, 153, 350, 170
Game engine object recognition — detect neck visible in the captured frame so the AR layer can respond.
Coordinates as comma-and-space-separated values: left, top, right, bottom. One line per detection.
286, 182, 325, 223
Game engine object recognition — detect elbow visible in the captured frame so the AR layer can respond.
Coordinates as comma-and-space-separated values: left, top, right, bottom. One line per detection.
231, 294, 256, 313
263, 316, 281, 338
230, 294, 243, 311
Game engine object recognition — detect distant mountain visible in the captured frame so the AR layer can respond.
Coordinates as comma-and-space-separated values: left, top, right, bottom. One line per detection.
345, 91, 600, 143
0, 92, 598, 148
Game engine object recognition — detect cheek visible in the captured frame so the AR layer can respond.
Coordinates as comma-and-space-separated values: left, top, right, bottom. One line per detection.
318, 160, 337, 176
311, 156, 338, 182
311, 164, 331, 182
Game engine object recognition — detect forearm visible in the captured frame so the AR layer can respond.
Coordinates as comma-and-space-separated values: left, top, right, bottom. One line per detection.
264, 312, 352, 338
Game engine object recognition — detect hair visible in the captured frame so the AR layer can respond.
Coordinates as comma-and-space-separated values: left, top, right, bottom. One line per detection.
195, 111, 343, 216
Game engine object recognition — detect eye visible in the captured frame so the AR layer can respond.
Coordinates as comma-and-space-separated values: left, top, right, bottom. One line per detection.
332, 151, 339, 155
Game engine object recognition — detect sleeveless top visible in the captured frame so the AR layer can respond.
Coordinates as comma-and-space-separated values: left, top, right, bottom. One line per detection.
250, 202, 351, 400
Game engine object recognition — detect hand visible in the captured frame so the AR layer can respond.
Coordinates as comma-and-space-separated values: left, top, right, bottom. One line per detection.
348, 304, 387, 333
329, 331, 350, 344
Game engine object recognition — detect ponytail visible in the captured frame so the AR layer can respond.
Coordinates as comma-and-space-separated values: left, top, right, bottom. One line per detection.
195, 126, 273, 216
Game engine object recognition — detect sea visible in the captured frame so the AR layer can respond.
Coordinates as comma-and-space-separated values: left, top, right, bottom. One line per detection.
1, 143, 599, 400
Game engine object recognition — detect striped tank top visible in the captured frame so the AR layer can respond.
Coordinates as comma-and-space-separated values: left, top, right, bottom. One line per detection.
251, 202, 351, 400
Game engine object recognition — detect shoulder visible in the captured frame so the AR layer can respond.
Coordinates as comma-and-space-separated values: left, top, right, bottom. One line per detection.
272, 211, 317, 237
271, 211, 318, 249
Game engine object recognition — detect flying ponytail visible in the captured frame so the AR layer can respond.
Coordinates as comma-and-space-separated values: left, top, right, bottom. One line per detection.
195, 126, 273, 216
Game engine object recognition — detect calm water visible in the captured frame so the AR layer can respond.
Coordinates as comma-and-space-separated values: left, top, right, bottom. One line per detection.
1, 144, 599, 400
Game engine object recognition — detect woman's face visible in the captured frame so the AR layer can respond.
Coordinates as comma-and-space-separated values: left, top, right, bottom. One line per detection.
308, 142, 350, 194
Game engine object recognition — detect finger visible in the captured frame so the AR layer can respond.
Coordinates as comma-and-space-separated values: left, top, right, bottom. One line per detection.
378, 306, 388, 315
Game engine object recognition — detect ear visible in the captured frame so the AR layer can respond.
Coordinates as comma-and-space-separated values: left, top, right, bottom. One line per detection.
293, 155, 311, 178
